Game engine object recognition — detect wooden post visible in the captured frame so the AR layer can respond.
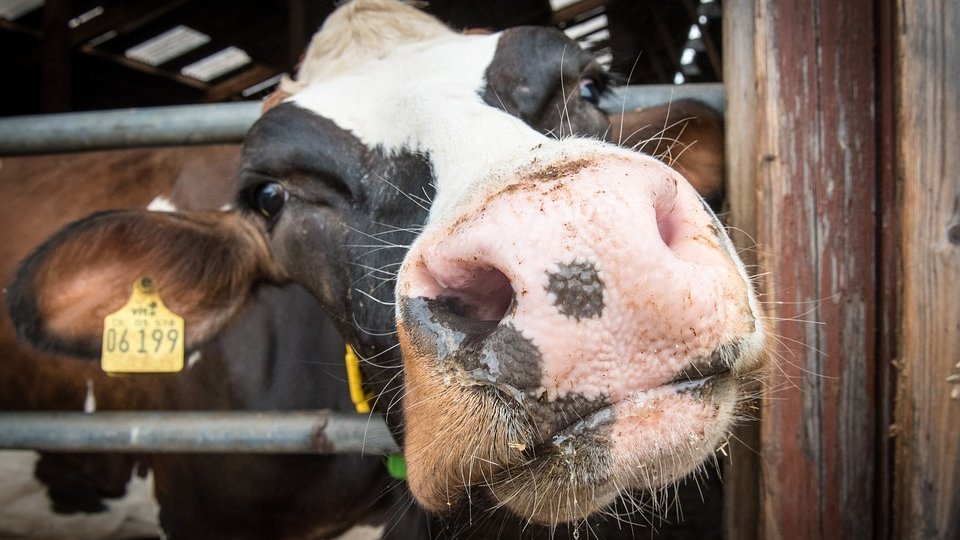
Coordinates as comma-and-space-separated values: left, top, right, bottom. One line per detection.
722, 0, 761, 537
749, 0, 880, 537
892, 2, 960, 538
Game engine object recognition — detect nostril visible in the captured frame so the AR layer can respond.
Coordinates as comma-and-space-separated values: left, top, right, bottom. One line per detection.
657, 208, 678, 248
409, 253, 515, 327
654, 177, 681, 249
436, 266, 513, 323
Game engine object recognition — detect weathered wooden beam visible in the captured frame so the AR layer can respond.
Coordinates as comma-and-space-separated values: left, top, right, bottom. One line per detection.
892, 2, 960, 538
721, 1, 760, 538
753, 0, 879, 537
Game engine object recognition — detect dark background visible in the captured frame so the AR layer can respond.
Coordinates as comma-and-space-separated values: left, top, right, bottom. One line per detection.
0, 0, 721, 116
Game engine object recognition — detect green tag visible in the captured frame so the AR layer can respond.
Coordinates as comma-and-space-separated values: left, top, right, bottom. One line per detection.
386, 453, 407, 480
101, 277, 184, 374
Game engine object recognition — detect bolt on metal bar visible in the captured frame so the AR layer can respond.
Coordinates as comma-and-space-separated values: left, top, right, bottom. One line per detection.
0, 411, 399, 455
0, 84, 723, 156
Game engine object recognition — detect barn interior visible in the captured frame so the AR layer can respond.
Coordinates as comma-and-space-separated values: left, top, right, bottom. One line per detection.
1, 1, 956, 539
0, 0, 722, 116
0, 1, 731, 538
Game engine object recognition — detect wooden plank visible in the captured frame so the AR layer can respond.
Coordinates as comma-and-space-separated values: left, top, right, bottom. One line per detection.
892, 2, 960, 538
721, 0, 760, 537
875, 1, 899, 538
753, 0, 879, 537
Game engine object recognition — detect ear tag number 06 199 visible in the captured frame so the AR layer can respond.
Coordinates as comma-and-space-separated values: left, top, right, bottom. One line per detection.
101, 277, 185, 374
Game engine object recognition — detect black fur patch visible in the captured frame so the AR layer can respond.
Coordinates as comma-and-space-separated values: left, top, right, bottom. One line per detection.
481, 27, 609, 138
544, 259, 604, 320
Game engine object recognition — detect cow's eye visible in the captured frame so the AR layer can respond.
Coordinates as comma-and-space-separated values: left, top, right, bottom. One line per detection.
250, 182, 287, 219
579, 78, 601, 105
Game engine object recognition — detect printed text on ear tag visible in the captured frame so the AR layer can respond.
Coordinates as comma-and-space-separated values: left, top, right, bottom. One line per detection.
101, 277, 185, 374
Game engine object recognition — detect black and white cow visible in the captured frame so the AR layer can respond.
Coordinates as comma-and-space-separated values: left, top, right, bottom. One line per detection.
7, 0, 762, 537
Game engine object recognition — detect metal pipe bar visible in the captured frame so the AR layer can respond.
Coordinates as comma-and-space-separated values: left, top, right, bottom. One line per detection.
600, 83, 723, 114
0, 84, 723, 155
0, 411, 399, 455
0, 102, 262, 155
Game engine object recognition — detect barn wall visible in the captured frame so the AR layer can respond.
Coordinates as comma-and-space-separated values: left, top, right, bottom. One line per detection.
726, 0, 960, 538
892, 1, 960, 538
724, 0, 882, 537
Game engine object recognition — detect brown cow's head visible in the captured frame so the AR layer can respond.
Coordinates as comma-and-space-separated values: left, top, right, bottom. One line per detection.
8, 0, 764, 526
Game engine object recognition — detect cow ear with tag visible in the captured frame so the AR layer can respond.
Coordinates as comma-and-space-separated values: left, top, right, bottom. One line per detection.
6, 209, 287, 359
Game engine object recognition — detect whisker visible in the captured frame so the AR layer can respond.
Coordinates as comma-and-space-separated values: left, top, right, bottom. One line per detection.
371, 171, 432, 212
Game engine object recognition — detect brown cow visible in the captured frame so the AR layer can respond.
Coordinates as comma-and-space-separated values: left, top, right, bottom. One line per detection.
0, 147, 409, 539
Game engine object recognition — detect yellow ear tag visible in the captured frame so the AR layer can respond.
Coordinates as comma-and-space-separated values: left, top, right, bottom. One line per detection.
101, 277, 185, 374
344, 344, 374, 414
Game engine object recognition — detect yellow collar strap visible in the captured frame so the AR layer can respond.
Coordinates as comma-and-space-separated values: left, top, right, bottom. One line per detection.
344, 343, 407, 480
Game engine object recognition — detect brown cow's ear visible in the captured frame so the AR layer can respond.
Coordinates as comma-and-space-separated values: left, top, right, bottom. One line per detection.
607, 99, 725, 205
6, 209, 287, 359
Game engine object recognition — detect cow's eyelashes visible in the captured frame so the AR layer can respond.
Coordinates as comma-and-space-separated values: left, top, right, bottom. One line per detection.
248, 182, 288, 219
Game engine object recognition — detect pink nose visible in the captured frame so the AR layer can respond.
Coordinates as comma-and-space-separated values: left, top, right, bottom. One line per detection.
399, 153, 750, 410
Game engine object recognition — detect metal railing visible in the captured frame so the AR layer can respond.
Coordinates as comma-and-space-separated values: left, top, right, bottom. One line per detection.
0, 102, 261, 156
0, 411, 398, 454
0, 83, 723, 155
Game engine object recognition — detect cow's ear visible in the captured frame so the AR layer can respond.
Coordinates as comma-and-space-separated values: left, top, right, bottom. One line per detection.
6, 209, 286, 358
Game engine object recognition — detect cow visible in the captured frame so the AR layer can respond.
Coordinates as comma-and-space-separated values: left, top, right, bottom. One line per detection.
0, 147, 410, 539
4, 0, 751, 537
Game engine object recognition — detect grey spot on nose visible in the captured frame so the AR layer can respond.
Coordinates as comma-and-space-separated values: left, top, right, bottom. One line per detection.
459, 323, 542, 390
545, 260, 604, 320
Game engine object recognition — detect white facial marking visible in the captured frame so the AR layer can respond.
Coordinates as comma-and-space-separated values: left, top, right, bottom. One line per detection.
290, 32, 582, 225
146, 196, 177, 212
0, 451, 161, 538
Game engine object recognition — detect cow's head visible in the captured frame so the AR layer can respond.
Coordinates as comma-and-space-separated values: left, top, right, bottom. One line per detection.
8, 0, 764, 525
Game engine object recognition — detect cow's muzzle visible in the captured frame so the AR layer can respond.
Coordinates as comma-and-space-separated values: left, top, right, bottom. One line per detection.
395, 151, 765, 522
